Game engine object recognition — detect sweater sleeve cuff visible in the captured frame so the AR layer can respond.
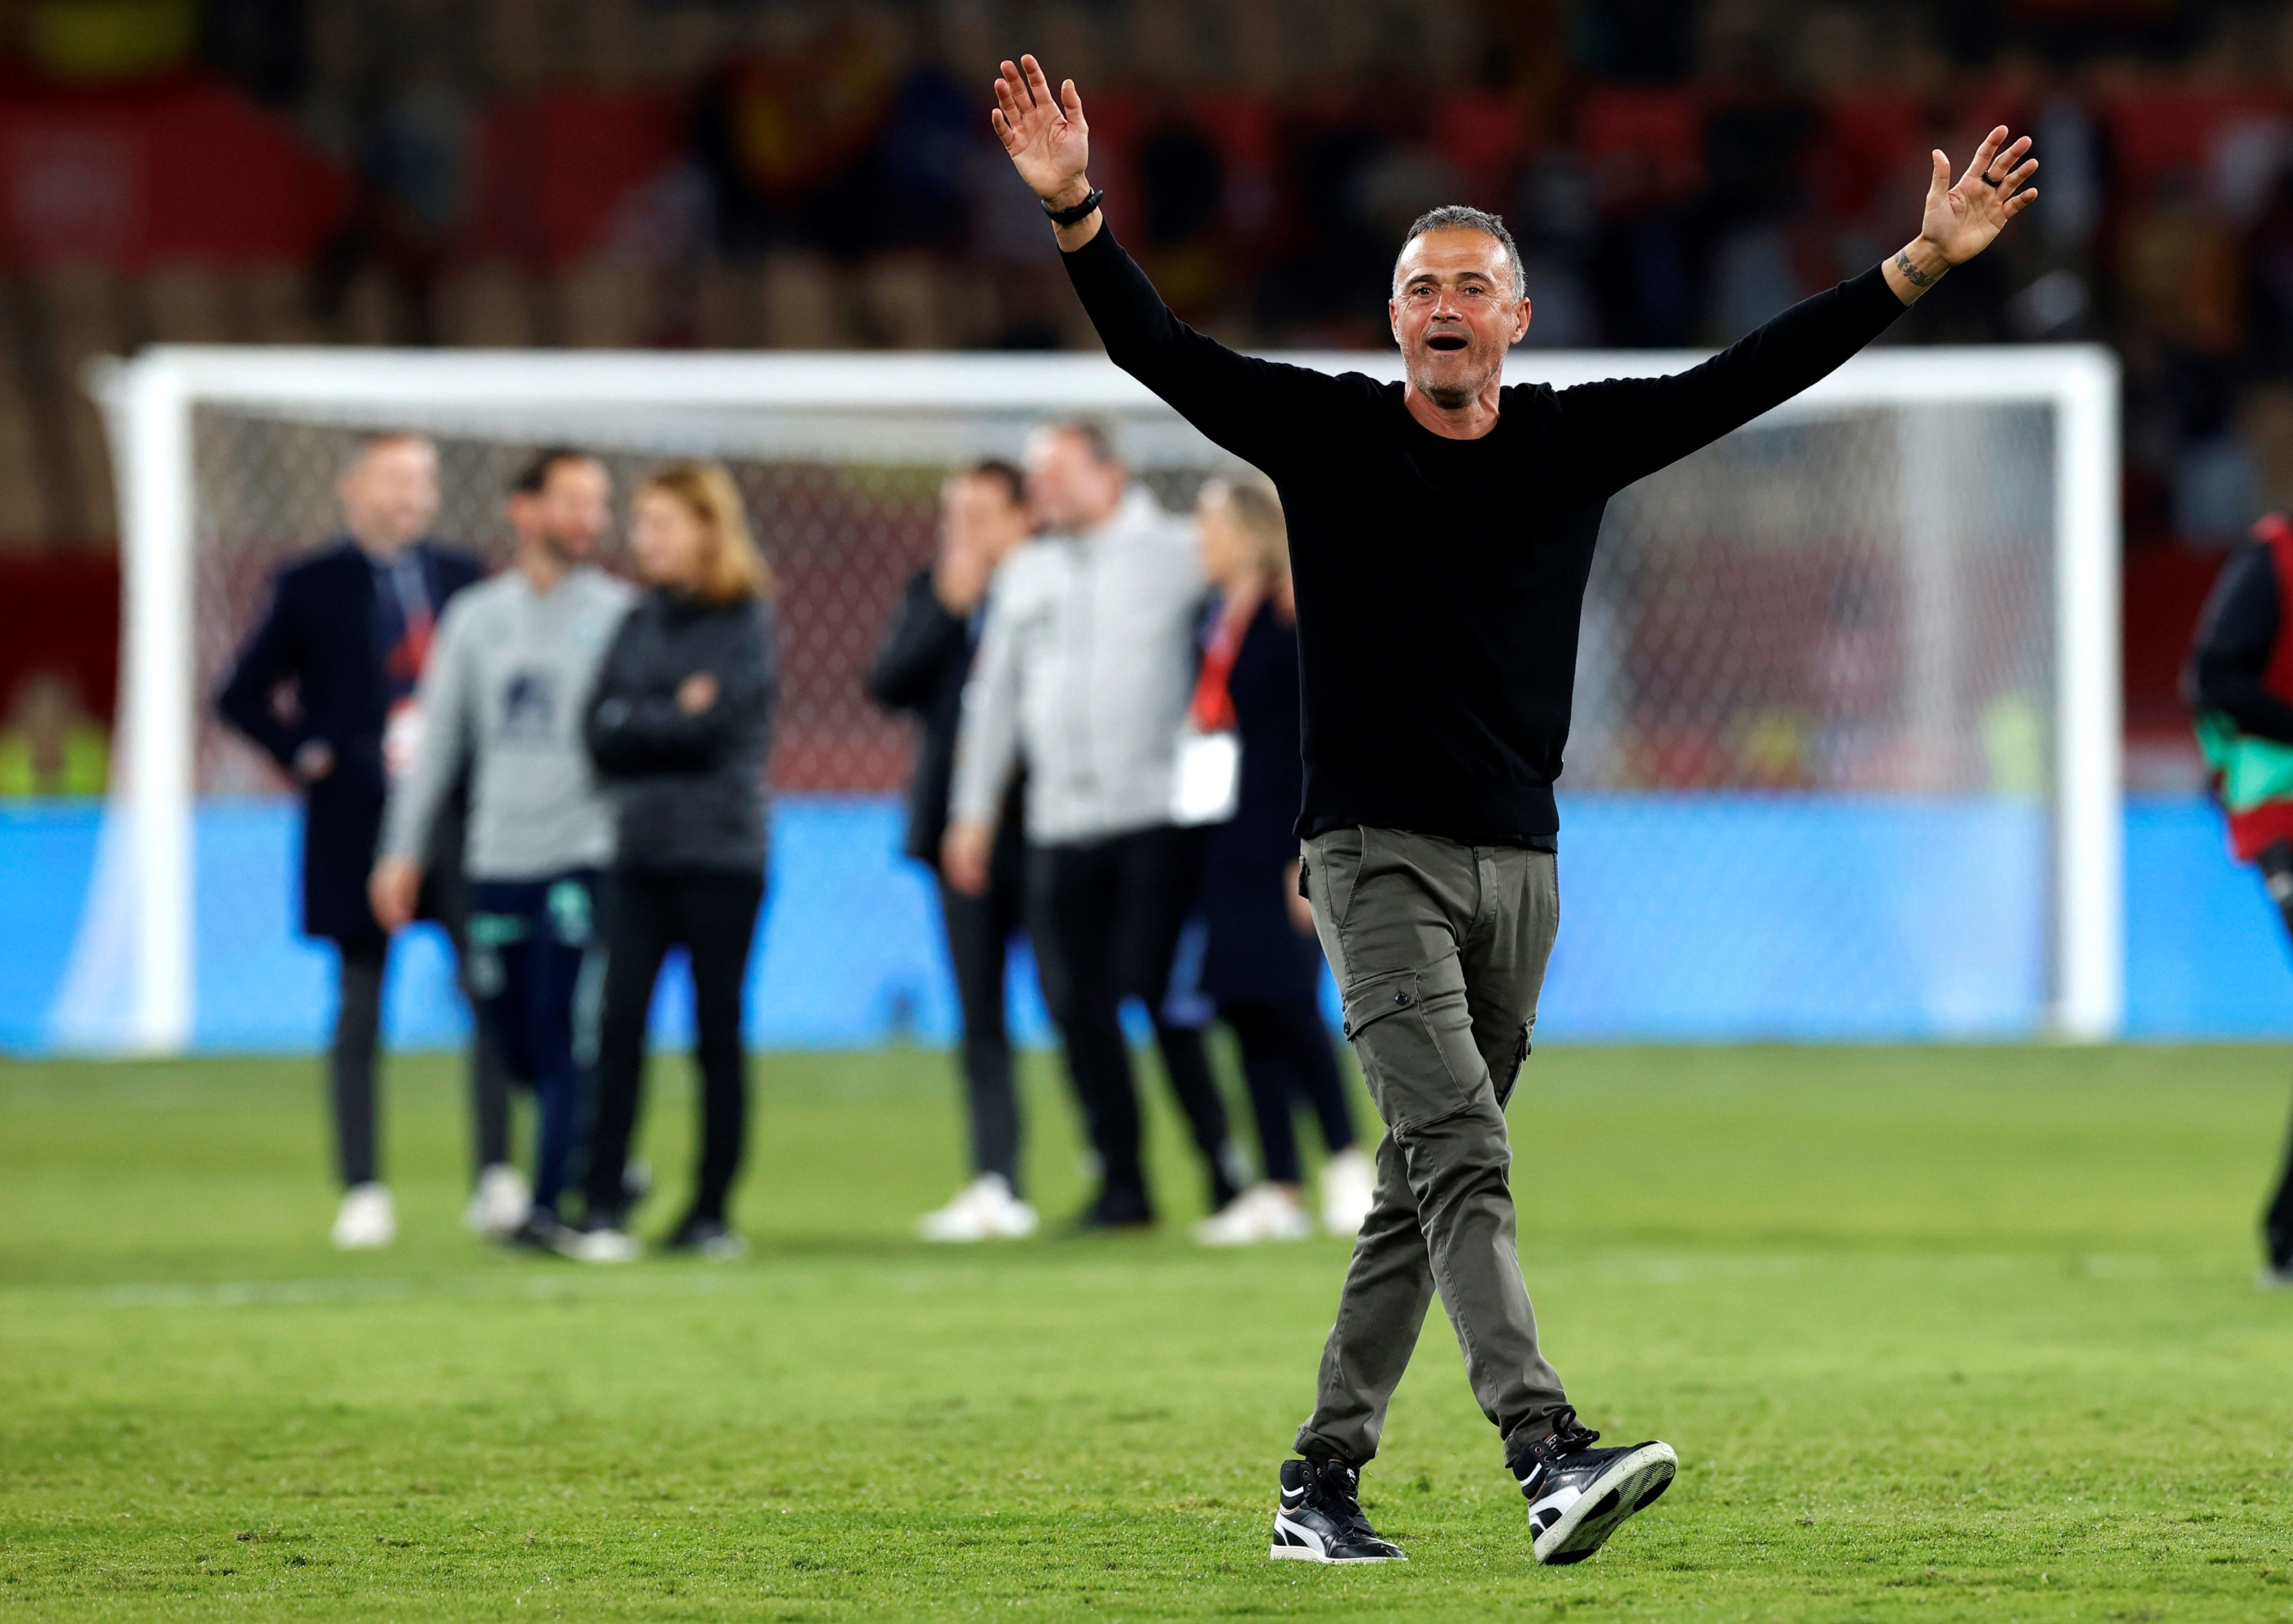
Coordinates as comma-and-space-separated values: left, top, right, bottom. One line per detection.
1848, 261, 1908, 325
1059, 216, 1120, 261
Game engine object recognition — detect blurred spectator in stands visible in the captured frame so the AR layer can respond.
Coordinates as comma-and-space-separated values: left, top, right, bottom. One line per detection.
693, 22, 899, 257
1695, 38, 1818, 341
1185, 473, 1371, 1248
1259, 97, 1398, 343
867, 460, 1039, 1243
0, 671, 107, 797
2008, 79, 2102, 343
2123, 167, 2254, 543
2247, 167, 2293, 379
1570, 0, 1696, 82
1512, 153, 1602, 349
1136, 119, 1229, 323
1585, 92, 1700, 347
199, 0, 308, 106
312, 38, 471, 345
19, 0, 195, 81
217, 433, 513, 1251
573, 461, 780, 1263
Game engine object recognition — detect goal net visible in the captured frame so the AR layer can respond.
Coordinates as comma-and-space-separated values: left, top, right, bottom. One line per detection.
64, 344, 2119, 1054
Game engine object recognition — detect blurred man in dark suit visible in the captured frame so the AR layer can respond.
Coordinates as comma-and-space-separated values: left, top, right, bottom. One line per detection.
217, 432, 515, 1249
867, 459, 1039, 1241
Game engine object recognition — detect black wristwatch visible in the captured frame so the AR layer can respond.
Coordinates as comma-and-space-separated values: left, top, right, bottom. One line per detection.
1042, 187, 1104, 227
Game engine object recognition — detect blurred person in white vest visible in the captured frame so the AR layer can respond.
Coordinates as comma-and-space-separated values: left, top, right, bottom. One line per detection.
944, 419, 1248, 1230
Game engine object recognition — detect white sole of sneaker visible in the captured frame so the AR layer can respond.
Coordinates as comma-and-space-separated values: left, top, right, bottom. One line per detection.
1531, 1442, 1678, 1566
1269, 1515, 1406, 1564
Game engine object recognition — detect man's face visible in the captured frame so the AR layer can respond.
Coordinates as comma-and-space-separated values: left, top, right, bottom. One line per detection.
941, 474, 1032, 570
1388, 228, 1531, 410
512, 459, 612, 563
338, 438, 440, 557
1024, 429, 1125, 534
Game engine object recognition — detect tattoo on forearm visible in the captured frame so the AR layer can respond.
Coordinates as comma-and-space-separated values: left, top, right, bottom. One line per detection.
1894, 249, 1942, 291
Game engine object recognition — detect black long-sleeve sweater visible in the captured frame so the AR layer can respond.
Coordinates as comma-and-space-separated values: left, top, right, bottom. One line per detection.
2186, 540, 2293, 745
1062, 225, 1909, 842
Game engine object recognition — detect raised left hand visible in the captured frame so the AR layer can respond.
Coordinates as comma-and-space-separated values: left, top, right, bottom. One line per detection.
1920, 126, 2038, 266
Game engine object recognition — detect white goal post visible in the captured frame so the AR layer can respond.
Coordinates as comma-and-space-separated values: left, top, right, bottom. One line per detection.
77, 342, 2120, 1054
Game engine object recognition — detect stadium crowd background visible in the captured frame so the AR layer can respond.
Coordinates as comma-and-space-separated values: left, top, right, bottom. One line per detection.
6, 0, 2293, 796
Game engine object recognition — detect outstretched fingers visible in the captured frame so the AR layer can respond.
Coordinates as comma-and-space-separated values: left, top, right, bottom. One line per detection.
1957, 125, 2008, 190
1059, 75, 1086, 131
2004, 186, 2039, 219
1985, 135, 2034, 184
1022, 53, 1057, 110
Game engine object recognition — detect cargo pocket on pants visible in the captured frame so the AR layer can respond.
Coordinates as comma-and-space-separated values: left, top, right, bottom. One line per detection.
1495, 1022, 1531, 1109
1340, 955, 1482, 1132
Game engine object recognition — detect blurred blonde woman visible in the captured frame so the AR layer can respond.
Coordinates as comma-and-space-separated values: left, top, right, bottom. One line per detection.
569, 461, 780, 1262
1188, 473, 1373, 1245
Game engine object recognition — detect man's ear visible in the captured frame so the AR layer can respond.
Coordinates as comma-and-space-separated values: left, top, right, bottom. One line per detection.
1388, 298, 1402, 346
1513, 297, 1532, 345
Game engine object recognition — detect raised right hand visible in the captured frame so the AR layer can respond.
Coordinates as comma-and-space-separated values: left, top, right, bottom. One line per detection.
991, 55, 1090, 208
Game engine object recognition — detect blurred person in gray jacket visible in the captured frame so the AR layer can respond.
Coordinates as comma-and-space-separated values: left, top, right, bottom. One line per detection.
944, 420, 1245, 1230
566, 462, 780, 1263
373, 449, 634, 1250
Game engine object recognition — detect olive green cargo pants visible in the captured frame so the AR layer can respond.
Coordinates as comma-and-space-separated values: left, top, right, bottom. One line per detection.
1293, 825, 1569, 1472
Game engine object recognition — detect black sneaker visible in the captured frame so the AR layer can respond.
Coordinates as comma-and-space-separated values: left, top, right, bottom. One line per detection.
660, 1213, 746, 1260
502, 1211, 571, 1253
1270, 1458, 1406, 1564
1514, 1410, 1677, 1565
1067, 1185, 1155, 1234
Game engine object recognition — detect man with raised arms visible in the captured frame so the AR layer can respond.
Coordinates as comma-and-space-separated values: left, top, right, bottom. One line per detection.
989, 53, 2035, 1566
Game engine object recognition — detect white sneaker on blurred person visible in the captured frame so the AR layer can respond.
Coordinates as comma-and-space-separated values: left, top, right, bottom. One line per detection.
917, 1175, 1040, 1242
556, 1222, 641, 1263
1195, 1184, 1314, 1246
463, 1163, 531, 1238
1320, 1148, 1376, 1238
331, 1183, 397, 1250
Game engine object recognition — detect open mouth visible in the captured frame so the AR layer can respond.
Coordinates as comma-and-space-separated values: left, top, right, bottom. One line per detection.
1427, 334, 1468, 352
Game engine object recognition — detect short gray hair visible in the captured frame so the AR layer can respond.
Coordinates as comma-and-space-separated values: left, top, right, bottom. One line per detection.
1038, 417, 1121, 467
1393, 205, 1525, 300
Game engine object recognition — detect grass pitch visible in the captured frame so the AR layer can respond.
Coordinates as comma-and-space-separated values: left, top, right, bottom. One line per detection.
4, 1042, 2293, 1622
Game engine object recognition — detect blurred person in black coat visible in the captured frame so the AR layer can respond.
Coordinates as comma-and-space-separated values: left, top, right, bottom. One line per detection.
566, 461, 780, 1263
216, 432, 517, 1250
1184, 473, 1372, 1247
866, 459, 1040, 1242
